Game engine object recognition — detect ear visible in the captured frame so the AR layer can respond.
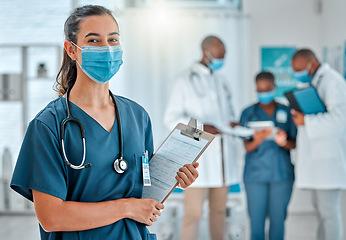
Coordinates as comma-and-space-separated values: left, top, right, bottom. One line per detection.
64, 40, 77, 61
202, 49, 211, 61
202, 49, 207, 57
310, 59, 320, 74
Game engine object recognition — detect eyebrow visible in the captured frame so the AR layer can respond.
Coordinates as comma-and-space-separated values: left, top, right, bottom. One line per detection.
85, 32, 119, 38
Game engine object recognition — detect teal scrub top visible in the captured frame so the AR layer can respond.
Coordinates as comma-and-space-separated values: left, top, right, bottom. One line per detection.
239, 102, 297, 183
10, 95, 157, 240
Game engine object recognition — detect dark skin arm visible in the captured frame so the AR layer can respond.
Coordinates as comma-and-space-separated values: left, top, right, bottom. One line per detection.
244, 128, 296, 152
203, 125, 221, 135
275, 129, 296, 150
244, 128, 272, 152
291, 109, 305, 126
230, 122, 241, 128
204, 122, 240, 135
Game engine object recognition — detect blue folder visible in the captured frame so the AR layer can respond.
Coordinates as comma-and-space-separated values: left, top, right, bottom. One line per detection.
285, 86, 326, 114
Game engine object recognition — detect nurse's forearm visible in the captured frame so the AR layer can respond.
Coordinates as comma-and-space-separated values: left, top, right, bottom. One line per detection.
281, 139, 296, 150
33, 190, 129, 232
244, 139, 262, 152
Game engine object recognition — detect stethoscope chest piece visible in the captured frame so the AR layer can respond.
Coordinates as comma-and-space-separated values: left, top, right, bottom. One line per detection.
113, 158, 128, 174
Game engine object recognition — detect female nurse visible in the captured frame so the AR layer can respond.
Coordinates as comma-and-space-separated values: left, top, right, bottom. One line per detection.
10, 5, 199, 240
239, 72, 297, 240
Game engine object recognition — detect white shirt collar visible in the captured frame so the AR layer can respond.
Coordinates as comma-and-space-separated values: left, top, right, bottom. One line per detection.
312, 63, 329, 84
191, 62, 212, 76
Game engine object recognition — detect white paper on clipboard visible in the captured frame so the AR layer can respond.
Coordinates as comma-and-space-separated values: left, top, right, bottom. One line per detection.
142, 121, 214, 203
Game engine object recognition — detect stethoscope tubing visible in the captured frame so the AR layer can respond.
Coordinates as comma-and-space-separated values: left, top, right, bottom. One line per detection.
60, 88, 124, 170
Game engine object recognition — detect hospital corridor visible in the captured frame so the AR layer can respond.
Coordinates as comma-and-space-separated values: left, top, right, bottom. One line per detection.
1, 0, 346, 240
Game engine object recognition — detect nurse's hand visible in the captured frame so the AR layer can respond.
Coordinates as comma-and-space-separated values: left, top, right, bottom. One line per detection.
291, 109, 305, 126
126, 198, 164, 226
254, 128, 272, 143
275, 129, 288, 147
175, 162, 199, 189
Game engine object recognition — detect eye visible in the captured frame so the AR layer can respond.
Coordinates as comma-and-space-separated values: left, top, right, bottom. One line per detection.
109, 38, 119, 43
88, 39, 98, 43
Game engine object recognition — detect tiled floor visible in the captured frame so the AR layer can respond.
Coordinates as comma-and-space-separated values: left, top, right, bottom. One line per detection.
0, 212, 325, 240
1, 190, 345, 240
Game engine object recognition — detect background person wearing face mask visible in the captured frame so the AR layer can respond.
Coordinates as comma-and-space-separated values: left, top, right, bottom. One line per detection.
164, 35, 238, 240
239, 72, 297, 240
290, 49, 346, 240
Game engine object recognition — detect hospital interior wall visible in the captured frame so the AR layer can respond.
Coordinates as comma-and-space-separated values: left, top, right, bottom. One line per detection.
112, 9, 250, 148
242, 0, 323, 104
320, 0, 346, 47
319, 0, 346, 75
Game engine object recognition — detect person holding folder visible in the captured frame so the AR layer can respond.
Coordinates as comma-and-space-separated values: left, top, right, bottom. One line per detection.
291, 49, 346, 240
164, 35, 238, 240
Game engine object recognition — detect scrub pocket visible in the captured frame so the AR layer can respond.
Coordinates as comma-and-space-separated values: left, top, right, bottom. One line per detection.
147, 233, 157, 240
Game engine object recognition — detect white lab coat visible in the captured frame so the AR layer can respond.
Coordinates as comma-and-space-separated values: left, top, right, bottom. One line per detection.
295, 64, 346, 189
164, 62, 238, 188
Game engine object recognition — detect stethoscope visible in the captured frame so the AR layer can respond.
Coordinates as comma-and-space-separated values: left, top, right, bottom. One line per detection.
60, 88, 128, 173
244, 103, 279, 127
189, 71, 233, 107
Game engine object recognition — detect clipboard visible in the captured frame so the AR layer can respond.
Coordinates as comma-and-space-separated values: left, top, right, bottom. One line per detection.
284, 86, 326, 114
142, 118, 215, 203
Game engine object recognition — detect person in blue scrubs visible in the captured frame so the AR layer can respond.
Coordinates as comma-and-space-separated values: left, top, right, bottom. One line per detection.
10, 5, 199, 240
239, 72, 297, 240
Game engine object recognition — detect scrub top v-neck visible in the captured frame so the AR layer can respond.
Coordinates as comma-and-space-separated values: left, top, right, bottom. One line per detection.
10, 95, 156, 240
240, 102, 297, 183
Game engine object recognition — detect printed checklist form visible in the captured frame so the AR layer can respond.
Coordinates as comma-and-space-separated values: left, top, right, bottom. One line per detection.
142, 121, 214, 203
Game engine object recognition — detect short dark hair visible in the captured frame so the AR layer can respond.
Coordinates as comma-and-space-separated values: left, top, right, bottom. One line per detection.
292, 48, 319, 62
255, 71, 275, 82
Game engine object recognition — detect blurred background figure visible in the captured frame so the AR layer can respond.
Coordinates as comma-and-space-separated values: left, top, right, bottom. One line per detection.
239, 72, 297, 240
291, 49, 346, 240
164, 35, 238, 240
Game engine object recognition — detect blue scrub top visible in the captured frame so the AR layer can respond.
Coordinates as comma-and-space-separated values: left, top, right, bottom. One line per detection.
10, 95, 156, 240
239, 102, 297, 183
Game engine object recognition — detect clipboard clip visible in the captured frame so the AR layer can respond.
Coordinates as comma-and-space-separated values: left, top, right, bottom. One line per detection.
180, 118, 202, 141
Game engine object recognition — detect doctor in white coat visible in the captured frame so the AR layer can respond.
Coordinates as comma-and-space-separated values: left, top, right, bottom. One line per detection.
291, 49, 346, 240
164, 36, 238, 240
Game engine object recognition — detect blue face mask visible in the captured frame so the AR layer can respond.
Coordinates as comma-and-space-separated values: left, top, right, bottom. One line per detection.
257, 89, 276, 105
293, 63, 312, 83
207, 52, 224, 71
72, 42, 123, 84
209, 58, 224, 71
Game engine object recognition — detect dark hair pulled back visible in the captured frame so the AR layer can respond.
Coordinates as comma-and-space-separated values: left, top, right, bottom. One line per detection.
55, 5, 117, 96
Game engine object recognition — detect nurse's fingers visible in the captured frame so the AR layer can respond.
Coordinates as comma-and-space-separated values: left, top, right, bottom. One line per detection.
291, 109, 297, 115
176, 164, 199, 189
150, 215, 157, 223
176, 175, 188, 189
192, 162, 199, 169
185, 164, 199, 178
176, 171, 192, 188
153, 207, 162, 217
178, 165, 198, 183
155, 202, 164, 211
